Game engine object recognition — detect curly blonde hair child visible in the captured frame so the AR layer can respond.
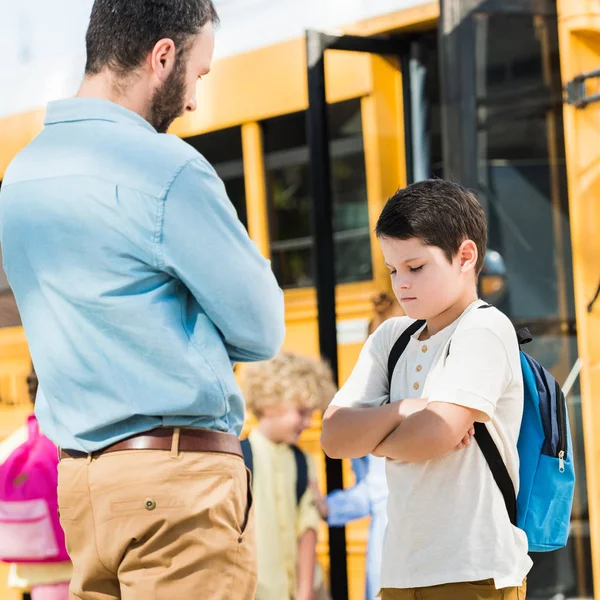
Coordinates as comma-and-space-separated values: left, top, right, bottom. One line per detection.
241, 351, 337, 416
240, 352, 335, 600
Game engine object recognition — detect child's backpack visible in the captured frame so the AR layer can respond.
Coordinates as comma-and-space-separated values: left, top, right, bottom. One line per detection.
0, 414, 69, 563
241, 437, 308, 505
386, 305, 576, 552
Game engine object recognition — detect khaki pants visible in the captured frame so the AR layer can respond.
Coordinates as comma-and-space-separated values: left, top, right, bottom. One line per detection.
58, 448, 256, 600
380, 579, 526, 600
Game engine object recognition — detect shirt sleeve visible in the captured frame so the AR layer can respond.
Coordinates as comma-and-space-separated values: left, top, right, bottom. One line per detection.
330, 319, 408, 409
159, 157, 285, 362
296, 453, 323, 537
326, 481, 371, 526
326, 456, 371, 526
426, 327, 513, 420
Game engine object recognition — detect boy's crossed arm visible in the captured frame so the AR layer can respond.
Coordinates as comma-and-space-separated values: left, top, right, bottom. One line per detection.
321, 400, 408, 459
321, 399, 479, 461
322, 323, 510, 462
372, 401, 483, 462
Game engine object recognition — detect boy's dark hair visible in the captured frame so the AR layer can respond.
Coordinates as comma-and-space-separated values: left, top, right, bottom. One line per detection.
375, 179, 488, 274
85, 0, 219, 76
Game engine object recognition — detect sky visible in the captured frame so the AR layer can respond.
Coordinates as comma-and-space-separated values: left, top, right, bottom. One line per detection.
0, 0, 428, 119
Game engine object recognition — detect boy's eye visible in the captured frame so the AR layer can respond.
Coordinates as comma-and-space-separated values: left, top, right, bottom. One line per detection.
408, 265, 424, 273
389, 269, 397, 276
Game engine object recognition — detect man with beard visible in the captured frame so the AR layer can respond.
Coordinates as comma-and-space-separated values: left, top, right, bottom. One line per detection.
0, 1, 285, 598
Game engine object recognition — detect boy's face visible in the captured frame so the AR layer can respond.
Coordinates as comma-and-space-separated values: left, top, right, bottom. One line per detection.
260, 405, 315, 445
379, 236, 476, 321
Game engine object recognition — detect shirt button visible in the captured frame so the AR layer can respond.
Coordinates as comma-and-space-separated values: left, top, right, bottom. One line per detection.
413, 382, 420, 391
421, 345, 428, 353
416, 365, 423, 372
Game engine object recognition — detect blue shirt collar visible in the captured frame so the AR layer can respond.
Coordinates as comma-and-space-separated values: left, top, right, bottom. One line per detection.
45, 98, 157, 133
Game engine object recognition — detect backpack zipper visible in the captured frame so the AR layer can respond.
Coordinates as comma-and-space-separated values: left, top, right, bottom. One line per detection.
555, 379, 567, 473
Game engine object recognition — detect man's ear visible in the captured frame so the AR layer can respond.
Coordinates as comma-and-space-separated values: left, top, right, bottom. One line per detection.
149, 38, 177, 83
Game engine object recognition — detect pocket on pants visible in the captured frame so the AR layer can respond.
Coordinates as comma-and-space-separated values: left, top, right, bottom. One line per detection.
235, 466, 254, 537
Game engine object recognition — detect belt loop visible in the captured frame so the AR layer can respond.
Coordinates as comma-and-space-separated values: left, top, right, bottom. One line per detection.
171, 428, 181, 458
86, 453, 92, 465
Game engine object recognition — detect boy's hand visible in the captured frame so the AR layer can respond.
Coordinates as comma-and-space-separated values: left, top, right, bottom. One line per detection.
309, 480, 328, 520
454, 426, 475, 450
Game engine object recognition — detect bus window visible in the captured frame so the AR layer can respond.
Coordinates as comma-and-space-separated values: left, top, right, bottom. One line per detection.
263, 98, 372, 288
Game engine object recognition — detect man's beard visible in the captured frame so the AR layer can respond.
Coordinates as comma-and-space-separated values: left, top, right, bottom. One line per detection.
148, 57, 187, 134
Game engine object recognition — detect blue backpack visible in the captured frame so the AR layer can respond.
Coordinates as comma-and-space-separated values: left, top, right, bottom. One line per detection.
387, 305, 576, 552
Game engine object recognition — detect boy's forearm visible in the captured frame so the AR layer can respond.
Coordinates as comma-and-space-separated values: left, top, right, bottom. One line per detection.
321, 403, 402, 459
374, 402, 476, 462
297, 528, 317, 600
374, 413, 435, 462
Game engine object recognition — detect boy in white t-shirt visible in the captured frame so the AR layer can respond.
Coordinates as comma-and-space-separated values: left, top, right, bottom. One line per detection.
321, 180, 532, 600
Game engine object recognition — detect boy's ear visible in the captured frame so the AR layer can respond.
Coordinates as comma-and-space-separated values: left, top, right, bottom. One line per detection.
458, 239, 478, 272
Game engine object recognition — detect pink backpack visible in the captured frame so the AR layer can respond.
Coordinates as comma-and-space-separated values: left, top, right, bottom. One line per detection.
0, 414, 69, 563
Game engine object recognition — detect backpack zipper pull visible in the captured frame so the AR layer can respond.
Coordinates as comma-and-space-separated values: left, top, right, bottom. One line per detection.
558, 450, 565, 473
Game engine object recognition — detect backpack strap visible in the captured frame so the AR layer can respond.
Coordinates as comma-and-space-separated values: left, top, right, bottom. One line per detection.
387, 320, 426, 399
291, 444, 308, 505
473, 422, 517, 526
516, 327, 533, 345
242, 437, 308, 506
469, 304, 520, 526
240, 437, 253, 478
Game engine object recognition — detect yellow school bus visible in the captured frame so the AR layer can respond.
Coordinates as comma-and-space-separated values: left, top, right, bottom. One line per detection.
1, 1, 600, 598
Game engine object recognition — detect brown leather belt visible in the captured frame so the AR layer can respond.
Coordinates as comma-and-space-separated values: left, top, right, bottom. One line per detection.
59, 427, 242, 460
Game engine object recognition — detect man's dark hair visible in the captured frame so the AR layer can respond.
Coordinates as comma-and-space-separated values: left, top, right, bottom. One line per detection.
375, 179, 488, 274
85, 0, 219, 76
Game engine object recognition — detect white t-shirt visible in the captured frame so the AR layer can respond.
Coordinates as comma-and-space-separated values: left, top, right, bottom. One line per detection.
331, 299, 532, 589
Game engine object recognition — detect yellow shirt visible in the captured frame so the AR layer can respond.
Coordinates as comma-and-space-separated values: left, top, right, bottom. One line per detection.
0, 424, 73, 589
249, 429, 322, 600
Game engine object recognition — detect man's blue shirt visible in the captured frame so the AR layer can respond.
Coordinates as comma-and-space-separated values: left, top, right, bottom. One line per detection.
0, 98, 285, 452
